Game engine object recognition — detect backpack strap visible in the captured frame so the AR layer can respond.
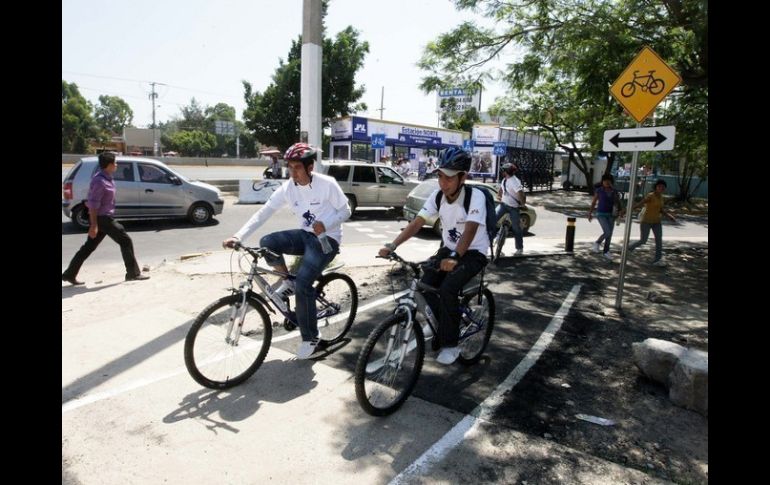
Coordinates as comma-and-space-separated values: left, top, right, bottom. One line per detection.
434, 190, 442, 210
463, 185, 473, 214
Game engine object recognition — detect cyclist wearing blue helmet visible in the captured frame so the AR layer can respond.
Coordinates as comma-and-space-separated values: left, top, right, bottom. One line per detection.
379, 146, 489, 365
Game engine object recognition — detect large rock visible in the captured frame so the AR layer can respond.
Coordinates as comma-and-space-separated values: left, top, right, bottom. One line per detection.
632, 338, 686, 386
669, 349, 708, 416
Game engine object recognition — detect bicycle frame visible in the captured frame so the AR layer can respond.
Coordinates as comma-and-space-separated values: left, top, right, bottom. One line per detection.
382, 254, 489, 361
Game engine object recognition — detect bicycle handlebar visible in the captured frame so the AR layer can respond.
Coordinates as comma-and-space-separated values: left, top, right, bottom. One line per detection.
231, 241, 281, 260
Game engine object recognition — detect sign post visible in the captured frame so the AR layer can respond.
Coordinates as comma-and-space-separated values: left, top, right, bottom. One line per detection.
607, 46, 681, 309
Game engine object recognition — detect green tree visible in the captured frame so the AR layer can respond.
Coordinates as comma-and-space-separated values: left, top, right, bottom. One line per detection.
168, 130, 217, 157
420, 0, 707, 199
94, 95, 134, 135
243, 18, 369, 151
439, 97, 480, 133
62, 80, 98, 153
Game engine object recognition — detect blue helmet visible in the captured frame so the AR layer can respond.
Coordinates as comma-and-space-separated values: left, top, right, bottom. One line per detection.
436, 147, 471, 176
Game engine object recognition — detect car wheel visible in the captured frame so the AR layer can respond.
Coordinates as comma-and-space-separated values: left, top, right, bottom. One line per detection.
71, 204, 90, 230
188, 203, 213, 225
520, 213, 531, 233
432, 218, 442, 236
346, 195, 357, 218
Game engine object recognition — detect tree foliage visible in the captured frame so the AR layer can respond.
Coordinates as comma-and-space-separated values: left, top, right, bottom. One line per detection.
62, 81, 98, 153
94, 95, 134, 135
243, 17, 369, 151
420, 0, 707, 199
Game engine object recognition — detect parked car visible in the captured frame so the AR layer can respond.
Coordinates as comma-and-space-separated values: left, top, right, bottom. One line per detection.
62, 156, 224, 230
316, 160, 420, 215
402, 179, 537, 236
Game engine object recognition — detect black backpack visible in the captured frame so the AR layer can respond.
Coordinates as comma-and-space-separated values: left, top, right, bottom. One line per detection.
435, 185, 498, 251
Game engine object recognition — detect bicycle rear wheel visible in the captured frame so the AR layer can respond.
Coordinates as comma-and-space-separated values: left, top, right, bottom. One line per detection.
457, 288, 495, 365
315, 272, 358, 345
184, 294, 272, 389
354, 314, 424, 416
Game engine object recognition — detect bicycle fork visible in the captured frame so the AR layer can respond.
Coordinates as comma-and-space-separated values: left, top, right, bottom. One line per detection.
225, 284, 250, 346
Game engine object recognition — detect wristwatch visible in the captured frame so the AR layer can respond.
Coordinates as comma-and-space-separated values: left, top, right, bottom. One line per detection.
448, 251, 459, 260
384, 242, 397, 251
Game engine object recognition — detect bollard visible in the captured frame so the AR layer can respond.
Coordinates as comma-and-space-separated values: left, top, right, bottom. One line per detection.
565, 217, 576, 252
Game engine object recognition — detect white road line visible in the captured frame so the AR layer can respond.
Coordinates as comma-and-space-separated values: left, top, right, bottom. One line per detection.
389, 284, 582, 485
62, 291, 407, 414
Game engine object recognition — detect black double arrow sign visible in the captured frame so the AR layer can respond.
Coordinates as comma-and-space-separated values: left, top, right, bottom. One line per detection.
609, 131, 667, 147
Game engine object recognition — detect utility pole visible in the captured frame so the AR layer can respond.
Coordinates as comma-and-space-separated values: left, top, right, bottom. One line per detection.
300, 0, 322, 158
378, 86, 385, 119
149, 82, 166, 156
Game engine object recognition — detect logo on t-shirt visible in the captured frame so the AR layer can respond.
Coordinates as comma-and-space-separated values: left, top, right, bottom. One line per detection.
302, 210, 316, 227
448, 227, 461, 243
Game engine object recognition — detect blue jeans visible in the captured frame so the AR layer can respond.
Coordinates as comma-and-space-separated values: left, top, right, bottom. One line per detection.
495, 203, 523, 250
595, 215, 615, 253
259, 229, 339, 341
628, 222, 663, 261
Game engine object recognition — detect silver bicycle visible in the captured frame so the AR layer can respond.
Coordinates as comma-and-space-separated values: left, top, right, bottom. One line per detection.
354, 251, 495, 416
184, 242, 358, 389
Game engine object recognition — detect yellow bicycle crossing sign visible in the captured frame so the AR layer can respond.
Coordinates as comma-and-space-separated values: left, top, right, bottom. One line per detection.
610, 46, 681, 124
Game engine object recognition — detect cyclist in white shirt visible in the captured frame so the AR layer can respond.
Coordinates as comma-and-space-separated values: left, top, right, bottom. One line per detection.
497, 163, 525, 255
222, 143, 351, 359
378, 147, 488, 365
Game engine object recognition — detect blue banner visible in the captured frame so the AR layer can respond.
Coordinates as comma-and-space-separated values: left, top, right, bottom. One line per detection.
396, 134, 442, 146
493, 142, 507, 156
463, 139, 474, 151
352, 116, 368, 140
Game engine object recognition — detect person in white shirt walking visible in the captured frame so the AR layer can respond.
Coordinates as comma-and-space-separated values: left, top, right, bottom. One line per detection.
496, 163, 526, 256
222, 143, 351, 359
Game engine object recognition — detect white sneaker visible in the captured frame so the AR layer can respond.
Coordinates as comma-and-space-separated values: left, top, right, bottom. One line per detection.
272, 279, 296, 297
436, 346, 461, 365
296, 336, 321, 360
513, 249, 523, 256
603, 252, 612, 261
592, 242, 601, 253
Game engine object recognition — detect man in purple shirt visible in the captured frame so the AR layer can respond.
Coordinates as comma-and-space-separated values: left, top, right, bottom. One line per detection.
62, 152, 150, 285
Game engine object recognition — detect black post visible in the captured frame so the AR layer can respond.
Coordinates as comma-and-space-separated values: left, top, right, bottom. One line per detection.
565, 217, 576, 252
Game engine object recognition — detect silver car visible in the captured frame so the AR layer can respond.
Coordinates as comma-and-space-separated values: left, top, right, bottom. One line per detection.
317, 160, 420, 215
402, 179, 537, 236
62, 156, 224, 230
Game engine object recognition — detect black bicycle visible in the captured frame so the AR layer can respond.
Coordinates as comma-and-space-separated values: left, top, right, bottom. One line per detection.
354, 251, 495, 416
184, 243, 358, 389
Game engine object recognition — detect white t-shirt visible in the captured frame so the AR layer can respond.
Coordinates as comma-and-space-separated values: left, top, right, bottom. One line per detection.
418, 186, 489, 254
234, 172, 350, 243
501, 175, 523, 208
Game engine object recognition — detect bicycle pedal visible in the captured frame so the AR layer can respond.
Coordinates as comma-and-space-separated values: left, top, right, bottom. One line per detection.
283, 320, 298, 331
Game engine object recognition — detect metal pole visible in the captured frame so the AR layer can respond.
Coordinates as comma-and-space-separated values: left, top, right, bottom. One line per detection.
615, 122, 642, 309
150, 82, 158, 156
301, 0, 323, 162
378, 86, 385, 119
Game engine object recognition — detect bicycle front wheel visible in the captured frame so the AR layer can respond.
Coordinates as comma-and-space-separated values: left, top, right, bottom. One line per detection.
458, 288, 496, 365
184, 294, 272, 389
493, 224, 508, 262
315, 272, 358, 344
354, 314, 425, 416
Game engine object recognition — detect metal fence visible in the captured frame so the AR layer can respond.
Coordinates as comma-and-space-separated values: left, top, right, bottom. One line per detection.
504, 147, 559, 192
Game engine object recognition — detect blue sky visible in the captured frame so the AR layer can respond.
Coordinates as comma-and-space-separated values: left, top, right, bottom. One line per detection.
62, 0, 516, 129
